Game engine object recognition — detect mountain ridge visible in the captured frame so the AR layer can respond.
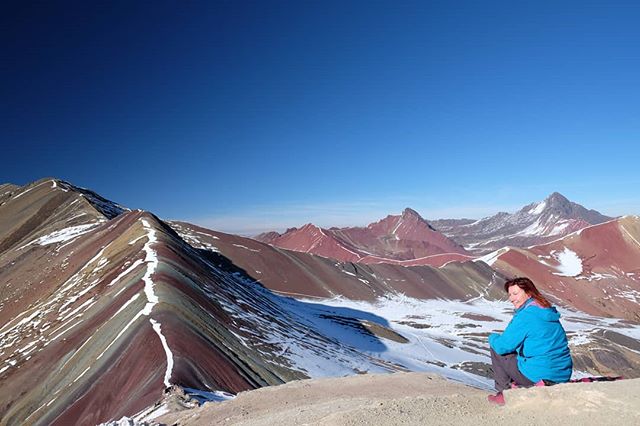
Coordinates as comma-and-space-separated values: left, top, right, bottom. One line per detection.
431, 192, 613, 254
255, 192, 612, 262
254, 207, 469, 266
2, 178, 638, 425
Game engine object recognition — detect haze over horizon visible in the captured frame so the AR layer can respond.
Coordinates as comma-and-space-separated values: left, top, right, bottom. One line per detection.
3, 1, 639, 234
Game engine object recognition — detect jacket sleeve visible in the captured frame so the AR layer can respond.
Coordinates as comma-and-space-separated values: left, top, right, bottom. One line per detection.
488, 312, 529, 355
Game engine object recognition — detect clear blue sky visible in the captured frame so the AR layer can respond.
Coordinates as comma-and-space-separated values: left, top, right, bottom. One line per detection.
2, 1, 639, 234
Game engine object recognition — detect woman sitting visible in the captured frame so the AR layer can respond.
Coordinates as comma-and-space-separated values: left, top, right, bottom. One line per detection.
487, 277, 573, 405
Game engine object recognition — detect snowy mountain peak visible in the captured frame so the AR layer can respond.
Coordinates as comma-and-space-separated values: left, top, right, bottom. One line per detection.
523, 192, 571, 217
520, 192, 605, 222
544, 192, 573, 212
431, 192, 613, 254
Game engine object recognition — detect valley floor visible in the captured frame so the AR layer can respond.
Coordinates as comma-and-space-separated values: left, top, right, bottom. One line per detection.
157, 372, 640, 425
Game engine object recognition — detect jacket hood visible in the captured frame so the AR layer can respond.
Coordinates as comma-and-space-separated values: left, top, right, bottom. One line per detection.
518, 298, 561, 322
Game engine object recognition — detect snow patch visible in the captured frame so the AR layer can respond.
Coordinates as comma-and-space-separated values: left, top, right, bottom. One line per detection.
232, 244, 260, 252
112, 294, 141, 318
568, 331, 591, 346
529, 201, 546, 215
107, 259, 144, 287
549, 221, 570, 236
12, 180, 48, 200
575, 272, 618, 282
140, 219, 159, 315
150, 319, 174, 388
98, 416, 149, 426
517, 219, 546, 236
551, 248, 583, 277
391, 218, 403, 239
184, 387, 235, 404
473, 248, 508, 267
619, 290, 640, 303
16, 224, 99, 250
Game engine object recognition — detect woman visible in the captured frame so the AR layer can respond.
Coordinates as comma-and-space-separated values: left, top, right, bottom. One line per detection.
487, 277, 572, 405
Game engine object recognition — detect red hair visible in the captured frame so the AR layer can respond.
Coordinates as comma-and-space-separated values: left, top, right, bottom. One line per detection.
504, 277, 552, 308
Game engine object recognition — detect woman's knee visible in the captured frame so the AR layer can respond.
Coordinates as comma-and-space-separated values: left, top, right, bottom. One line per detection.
491, 347, 516, 358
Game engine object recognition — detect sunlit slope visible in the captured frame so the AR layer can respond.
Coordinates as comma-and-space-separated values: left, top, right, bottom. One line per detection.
481, 216, 640, 321
170, 220, 504, 301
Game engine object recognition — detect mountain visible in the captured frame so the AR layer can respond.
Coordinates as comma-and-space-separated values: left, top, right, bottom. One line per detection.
254, 208, 471, 267
2, 179, 638, 424
0, 181, 309, 424
475, 215, 640, 321
0, 178, 127, 257
0, 179, 504, 424
431, 192, 613, 254
176, 216, 640, 382
471, 214, 640, 382
170, 220, 499, 301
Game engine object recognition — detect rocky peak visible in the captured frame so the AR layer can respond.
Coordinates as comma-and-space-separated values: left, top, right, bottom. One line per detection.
301, 223, 319, 230
546, 192, 571, 209
401, 207, 422, 219
522, 192, 572, 217
298, 223, 324, 235
253, 231, 282, 243
400, 207, 436, 231
539, 192, 610, 222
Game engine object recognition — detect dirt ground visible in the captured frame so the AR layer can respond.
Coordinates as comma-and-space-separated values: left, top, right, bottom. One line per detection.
157, 372, 640, 426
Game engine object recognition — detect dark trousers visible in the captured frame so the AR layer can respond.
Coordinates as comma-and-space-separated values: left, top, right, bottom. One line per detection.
490, 347, 534, 392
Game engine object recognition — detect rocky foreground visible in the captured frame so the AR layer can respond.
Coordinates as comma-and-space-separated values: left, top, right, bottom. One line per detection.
157, 372, 640, 425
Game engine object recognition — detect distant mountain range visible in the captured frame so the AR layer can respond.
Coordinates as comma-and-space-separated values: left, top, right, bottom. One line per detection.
256, 192, 613, 262
431, 192, 613, 254
1, 178, 638, 425
256, 208, 471, 267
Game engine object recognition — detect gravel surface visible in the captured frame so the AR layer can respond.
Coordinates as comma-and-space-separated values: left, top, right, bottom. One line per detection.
158, 372, 640, 426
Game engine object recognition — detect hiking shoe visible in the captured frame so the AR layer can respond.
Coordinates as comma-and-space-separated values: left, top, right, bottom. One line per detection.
510, 382, 519, 389
487, 392, 505, 405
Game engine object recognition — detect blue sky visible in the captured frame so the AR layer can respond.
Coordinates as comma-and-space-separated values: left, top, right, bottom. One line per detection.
2, 1, 639, 234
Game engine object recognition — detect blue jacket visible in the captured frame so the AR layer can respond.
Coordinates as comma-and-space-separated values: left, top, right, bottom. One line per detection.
489, 298, 572, 383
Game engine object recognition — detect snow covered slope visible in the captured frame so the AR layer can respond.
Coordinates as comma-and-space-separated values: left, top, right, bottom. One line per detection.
476, 216, 640, 321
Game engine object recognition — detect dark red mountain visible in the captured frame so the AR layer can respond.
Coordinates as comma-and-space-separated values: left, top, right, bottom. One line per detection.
477, 215, 640, 321
255, 208, 470, 267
